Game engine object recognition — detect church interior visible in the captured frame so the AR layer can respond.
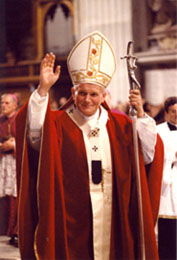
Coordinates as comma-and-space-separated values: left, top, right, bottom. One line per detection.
0, 0, 176, 111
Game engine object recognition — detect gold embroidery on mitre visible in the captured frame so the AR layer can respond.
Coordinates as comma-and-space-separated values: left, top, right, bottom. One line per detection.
72, 71, 110, 88
71, 35, 111, 88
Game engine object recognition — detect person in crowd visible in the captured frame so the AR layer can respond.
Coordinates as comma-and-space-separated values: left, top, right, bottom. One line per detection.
58, 96, 68, 108
104, 89, 127, 115
50, 99, 59, 110
16, 31, 163, 260
0, 93, 18, 247
157, 96, 177, 260
143, 101, 165, 125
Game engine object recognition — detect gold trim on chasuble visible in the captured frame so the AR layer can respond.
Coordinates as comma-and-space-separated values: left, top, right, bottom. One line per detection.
34, 121, 45, 260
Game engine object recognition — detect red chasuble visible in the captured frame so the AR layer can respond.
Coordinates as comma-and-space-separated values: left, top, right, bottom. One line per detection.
16, 101, 164, 260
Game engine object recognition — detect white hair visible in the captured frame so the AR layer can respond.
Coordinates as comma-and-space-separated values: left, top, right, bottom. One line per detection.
1, 93, 18, 105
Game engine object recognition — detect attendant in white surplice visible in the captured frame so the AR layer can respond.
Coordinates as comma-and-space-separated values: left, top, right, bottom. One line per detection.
157, 96, 177, 260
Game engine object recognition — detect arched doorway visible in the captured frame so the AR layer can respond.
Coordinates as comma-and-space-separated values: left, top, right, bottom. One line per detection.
45, 3, 74, 56
42, 1, 74, 108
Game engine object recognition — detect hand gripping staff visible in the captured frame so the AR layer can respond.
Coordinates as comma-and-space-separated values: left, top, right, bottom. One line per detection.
121, 41, 146, 260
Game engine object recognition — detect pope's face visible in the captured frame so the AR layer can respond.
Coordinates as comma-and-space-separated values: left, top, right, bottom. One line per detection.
166, 103, 177, 125
72, 83, 106, 116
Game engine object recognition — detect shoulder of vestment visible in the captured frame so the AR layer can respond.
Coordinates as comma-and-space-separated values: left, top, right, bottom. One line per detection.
107, 110, 133, 144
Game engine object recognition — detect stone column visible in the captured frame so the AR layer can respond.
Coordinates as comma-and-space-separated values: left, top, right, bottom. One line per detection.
74, 0, 133, 106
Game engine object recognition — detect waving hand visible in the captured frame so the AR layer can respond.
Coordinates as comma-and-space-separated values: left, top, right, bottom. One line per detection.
37, 52, 61, 97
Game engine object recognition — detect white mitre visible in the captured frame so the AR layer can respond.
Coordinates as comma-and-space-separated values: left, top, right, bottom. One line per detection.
67, 31, 117, 89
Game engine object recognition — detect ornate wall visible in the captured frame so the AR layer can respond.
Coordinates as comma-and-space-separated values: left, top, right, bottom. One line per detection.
73, 0, 133, 105
0, 0, 176, 106
133, 0, 177, 105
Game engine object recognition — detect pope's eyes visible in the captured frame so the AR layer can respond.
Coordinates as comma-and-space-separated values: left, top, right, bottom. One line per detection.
90, 93, 98, 97
78, 91, 86, 96
78, 92, 98, 97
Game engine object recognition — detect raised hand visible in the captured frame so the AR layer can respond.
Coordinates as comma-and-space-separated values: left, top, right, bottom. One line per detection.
37, 52, 61, 97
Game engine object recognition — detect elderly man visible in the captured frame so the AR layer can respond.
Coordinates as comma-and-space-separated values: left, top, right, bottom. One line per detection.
16, 31, 163, 260
0, 93, 18, 246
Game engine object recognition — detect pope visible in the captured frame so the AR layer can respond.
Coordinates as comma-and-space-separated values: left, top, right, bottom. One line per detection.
16, 31, 164, 260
